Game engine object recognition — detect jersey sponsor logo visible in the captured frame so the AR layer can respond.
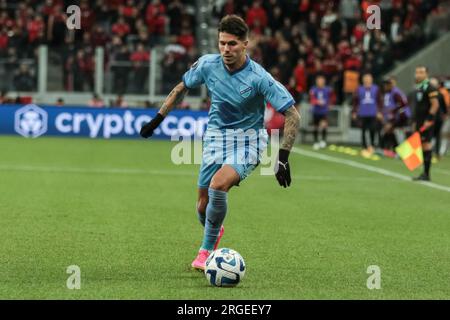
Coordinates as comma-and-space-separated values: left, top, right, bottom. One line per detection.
362, 91, 374, 104
239, 85, 253, 99
14, 104, 48, 138
384, 93, 390, 107
416, 92, 423, 101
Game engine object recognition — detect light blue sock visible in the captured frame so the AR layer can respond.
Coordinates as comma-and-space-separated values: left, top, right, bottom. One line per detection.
197, 212, 205, 227
201, 188, 227, 251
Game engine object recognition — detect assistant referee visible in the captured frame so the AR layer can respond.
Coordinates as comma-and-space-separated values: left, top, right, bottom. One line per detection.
412, 66, 440, 181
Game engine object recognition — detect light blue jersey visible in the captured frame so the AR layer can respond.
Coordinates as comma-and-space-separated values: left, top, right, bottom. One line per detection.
182, 54, 295, 131
182, 53, 295, 187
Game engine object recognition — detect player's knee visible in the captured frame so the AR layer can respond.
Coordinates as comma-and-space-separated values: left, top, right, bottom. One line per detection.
209, 176, 230, 192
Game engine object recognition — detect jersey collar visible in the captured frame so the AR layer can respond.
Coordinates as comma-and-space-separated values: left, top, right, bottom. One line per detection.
222, 55, 250, 76
416, 79, 429, 90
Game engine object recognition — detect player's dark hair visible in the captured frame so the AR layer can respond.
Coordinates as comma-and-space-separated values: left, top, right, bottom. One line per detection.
218, 15, 249, 40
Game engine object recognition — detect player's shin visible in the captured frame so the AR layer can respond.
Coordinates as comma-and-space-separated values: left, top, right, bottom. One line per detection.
201, 188, 228, 251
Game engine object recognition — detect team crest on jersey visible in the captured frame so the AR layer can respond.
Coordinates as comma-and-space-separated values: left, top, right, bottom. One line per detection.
239, 85, 252, 99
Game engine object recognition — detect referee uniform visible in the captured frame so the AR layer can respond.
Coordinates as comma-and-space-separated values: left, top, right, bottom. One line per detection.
412, 79, 439, 180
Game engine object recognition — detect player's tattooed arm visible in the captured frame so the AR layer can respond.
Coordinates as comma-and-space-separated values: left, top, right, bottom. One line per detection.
280, 106, 301, 151
159, 82, 189, 116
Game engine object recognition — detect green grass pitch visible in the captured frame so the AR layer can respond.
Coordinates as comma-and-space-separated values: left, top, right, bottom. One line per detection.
0, 135, 449, 299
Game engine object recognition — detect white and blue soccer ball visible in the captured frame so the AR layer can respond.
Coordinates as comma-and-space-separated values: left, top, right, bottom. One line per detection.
205, 248, 246, 287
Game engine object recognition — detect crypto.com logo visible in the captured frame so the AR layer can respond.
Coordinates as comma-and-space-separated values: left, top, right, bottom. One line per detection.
15, 104, 48, 138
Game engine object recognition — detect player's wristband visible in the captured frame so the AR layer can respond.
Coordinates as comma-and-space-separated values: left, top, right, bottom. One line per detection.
279, 149, 290, 163
151, 113, 165, 128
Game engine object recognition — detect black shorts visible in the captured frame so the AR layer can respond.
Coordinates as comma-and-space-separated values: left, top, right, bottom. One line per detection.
360, 116, 376, 130
390, 113, 410, 128
313, 114, 327, 126
418, 123, 434, 143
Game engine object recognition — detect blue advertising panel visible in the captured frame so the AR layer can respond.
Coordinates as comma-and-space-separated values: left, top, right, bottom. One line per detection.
0, 104, 209, 139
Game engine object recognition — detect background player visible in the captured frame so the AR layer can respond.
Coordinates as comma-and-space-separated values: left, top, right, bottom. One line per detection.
139, 15, 301, 270
309, 75, 334, 150
380, 76, 411, 151
352, 73, 383, 155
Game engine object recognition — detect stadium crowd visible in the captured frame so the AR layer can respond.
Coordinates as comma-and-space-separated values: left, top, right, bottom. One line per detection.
0, 0, 198, 94
0, 0, 448, 101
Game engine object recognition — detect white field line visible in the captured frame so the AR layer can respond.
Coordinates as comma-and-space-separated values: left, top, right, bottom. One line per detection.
0, 164, 196, 177
0, 164, 390, 182
292, 147, 450, 193
1, 157, 449, 191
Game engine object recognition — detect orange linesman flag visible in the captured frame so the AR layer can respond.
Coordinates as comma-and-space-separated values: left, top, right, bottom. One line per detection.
395, 132, 423, 171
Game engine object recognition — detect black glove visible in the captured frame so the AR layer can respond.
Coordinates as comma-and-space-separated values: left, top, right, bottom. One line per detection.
140, 113, 165, 138
275, 149, 291, 188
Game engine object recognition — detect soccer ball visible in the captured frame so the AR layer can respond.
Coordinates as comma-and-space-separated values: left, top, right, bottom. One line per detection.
205, 248, 245, 287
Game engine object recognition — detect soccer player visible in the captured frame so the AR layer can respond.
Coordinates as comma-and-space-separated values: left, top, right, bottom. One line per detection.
139, 15, 301, 270
352, 73, 383, 154
380, 76, 411, 150
411, 66, 439, 181
309, 75, 334, 150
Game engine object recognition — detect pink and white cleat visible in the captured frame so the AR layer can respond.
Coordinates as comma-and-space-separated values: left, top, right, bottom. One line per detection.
191, 249, 211, 271
213, 225, 225, 250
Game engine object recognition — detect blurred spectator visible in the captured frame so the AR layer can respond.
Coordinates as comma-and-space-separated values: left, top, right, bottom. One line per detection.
129, 43, 150, 93
55, 97, 64, 106
294, 59, 307, 99
46, 4, 67, 46
144, 100, 157, 108
162, 46, 188, 93
88, 93, 105, 107
91, 25, 110, 48
112, 16, 131, 39
73, 49, 94, 92
177, 28, 195, 51
111, 44, 130, 94
0, 90, 10, 104
213, 0, 236, 21
339, 0, 360, 35
113, 94, 128, 108
167, 0, 184, 35
146, 0, 167, 44
13, 64, 35, 91
246, 1, 267, 34
177, 100, 190, 110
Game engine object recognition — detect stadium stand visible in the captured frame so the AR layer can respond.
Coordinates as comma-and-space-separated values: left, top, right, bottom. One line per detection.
0, 0, 449, 108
